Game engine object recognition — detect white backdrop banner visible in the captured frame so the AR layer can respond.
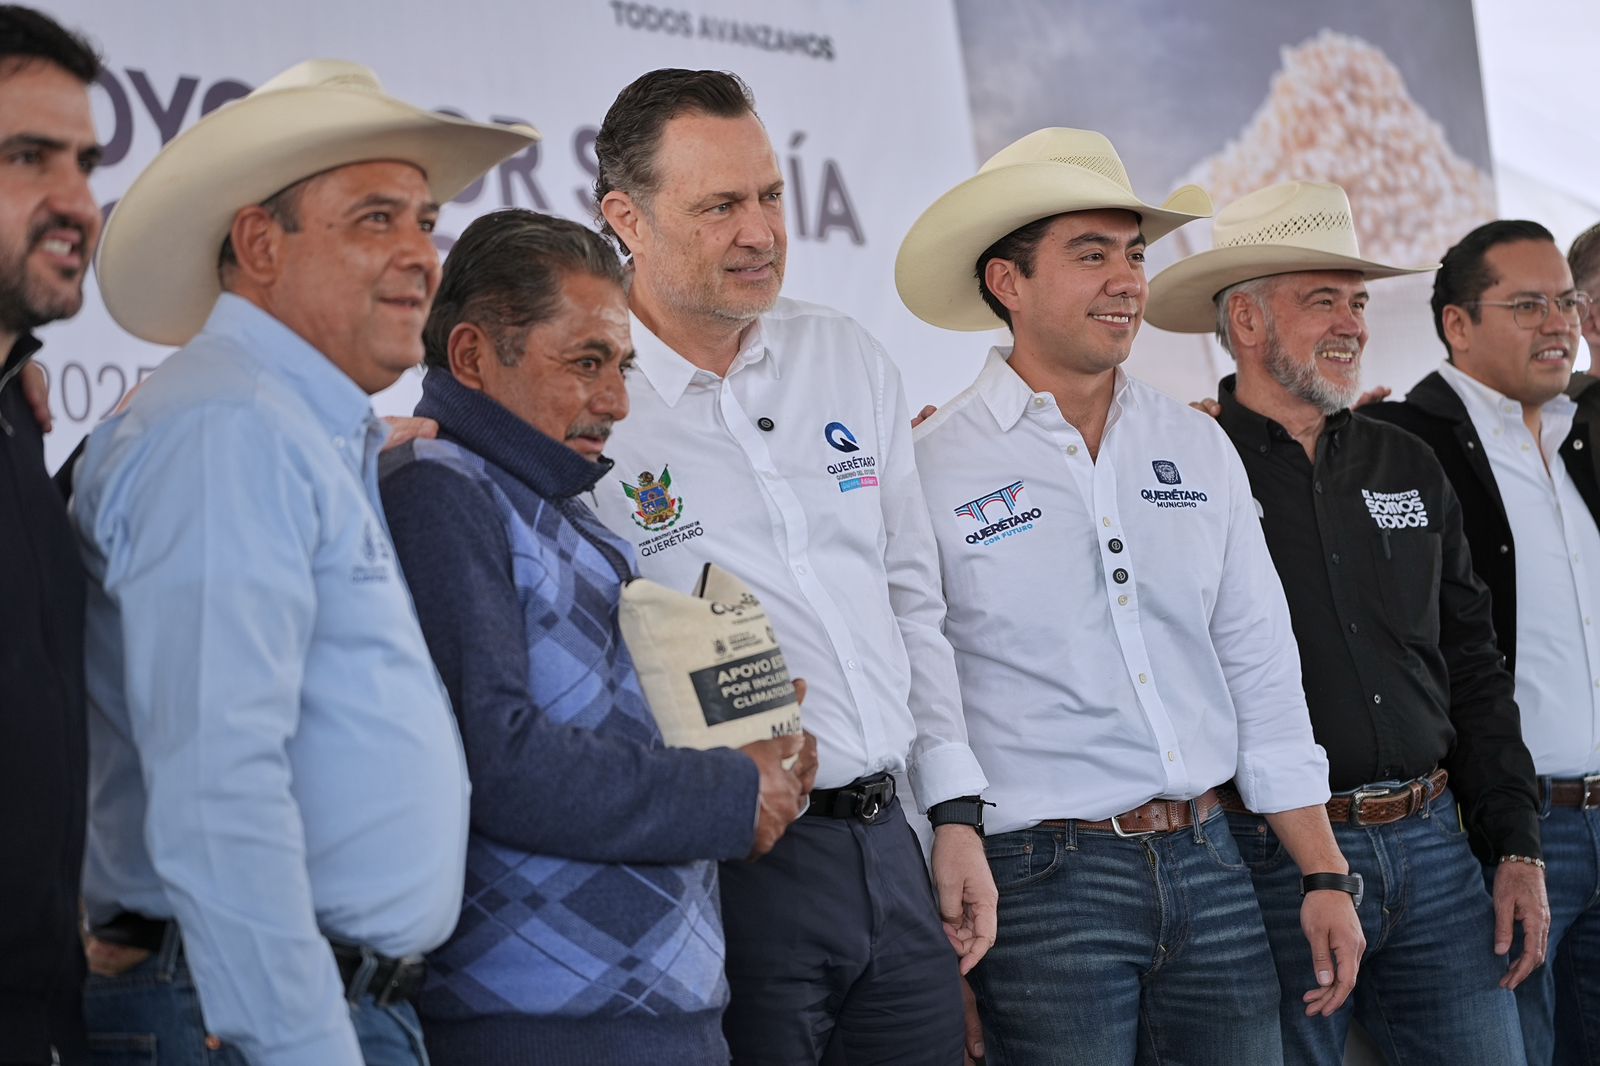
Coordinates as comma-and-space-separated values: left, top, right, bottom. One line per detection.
35, 0, 985, 469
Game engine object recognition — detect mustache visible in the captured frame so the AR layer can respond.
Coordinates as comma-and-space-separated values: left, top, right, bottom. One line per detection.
567, 420, 614, 442
30, 215, 88, 251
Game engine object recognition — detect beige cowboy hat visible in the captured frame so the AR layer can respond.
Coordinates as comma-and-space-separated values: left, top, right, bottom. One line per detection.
1145, 181, 1437, 333
895, 127, 1212, 331
97, 59, 540, 346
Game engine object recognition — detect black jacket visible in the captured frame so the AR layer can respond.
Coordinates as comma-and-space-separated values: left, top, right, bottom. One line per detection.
0, 336, 87, 1065
1366, 370, 1600, 676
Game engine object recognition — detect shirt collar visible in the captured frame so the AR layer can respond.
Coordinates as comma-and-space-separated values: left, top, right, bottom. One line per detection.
977, 346, 1135, 431
629, 310, 777, 407
1438, 357, 1576, 426
204, 293, 378, 444
3, 331, 42, 374
414, 368, 611, 498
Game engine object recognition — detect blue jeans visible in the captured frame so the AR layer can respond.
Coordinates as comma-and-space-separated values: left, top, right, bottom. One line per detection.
968, 806, 1282, 1065
83, 923, 429, 1065
1228, 787, 1523, 1065
1490, 789, 1600, 1065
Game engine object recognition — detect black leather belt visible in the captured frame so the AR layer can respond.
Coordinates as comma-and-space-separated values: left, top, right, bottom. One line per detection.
805, 772, 895, 824
92, 911, 426, 1006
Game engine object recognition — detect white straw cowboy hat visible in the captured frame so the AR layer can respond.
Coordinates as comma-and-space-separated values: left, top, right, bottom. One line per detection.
97, 59, 540, 346
1145, 181, 1437, 333
895, 127, 1212, 331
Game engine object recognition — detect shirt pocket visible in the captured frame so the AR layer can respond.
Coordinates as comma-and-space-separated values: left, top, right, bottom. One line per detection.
1372, 530, 1442, 645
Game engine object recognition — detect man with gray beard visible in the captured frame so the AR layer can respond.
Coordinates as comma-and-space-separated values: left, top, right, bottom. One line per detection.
1147, 183, 1545, 1065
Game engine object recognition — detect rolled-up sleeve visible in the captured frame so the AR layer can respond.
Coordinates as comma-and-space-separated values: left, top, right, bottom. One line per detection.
1208, 446, 1332, 814
83, 403, 362, 1066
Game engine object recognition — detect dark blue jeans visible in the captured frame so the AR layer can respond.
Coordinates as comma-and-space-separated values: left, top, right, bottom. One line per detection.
1491, 791, 1600, 1065
1229, 787, 1523, 1065
82, 923, 429, 1065
969, 806, 1282, 1065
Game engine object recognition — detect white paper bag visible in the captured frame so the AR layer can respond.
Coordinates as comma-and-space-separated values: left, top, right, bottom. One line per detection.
618, 563, 803, 749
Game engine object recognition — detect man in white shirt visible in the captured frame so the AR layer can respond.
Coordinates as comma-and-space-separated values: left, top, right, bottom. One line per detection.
588, 68, 993, 1065
1367, 219, 1600, 1064
894, 128, 1363, 1065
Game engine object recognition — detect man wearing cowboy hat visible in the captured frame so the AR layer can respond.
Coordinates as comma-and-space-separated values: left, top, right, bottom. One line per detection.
1145, 181, 1543, 1064
898, 130, 1360, 1064
1360, 218, 1598, 1064
69, 61, 535, 1065
589, 68, 992, 1064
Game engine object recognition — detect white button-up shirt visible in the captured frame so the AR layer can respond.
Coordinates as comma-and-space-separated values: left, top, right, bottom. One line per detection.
1440, 360, 1600, 774
592, 297, 987, 809
913, 348, 1329, 835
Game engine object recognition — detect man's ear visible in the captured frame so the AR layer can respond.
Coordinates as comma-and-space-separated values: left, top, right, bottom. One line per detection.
447, 322, 493, 391
227, 205, 285, 286
1226, 290, 1269, 351
1441, 304, 1474, 357
601, 190, 646, 257
983, 258, 1025, 321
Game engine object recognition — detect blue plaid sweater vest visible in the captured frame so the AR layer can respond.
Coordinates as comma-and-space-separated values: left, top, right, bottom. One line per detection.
379, 371, 736, 1063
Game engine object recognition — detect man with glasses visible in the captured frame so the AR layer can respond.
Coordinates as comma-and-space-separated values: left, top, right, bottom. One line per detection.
1369, 219, 1600, 1063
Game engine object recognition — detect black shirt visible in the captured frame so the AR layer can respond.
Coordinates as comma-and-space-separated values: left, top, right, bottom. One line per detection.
1217, 375, 1538, 861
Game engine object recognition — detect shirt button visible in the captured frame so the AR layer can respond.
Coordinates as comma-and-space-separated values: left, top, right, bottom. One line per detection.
1167, 751, 1176, 762
1467, 440, 1477, 450
1033, 396, 1046, 408
795, 564, 807, 576
1138, 673, 1148, 684
1314, 481, 1324, 494
1577, 440, 1587, 451
1102, 517, 1112, 528
846, 659, 858, 671
1348, 622, 1358, 634
1373, 694, 1383, 705
1331, 553, 1341, 565
1067, 444, 1079, 455
1118, 594, 1129, 606
1113, 568, 1129, 584
1500, 544, 1510, 555
757, 417, 775, 431
333, 437, 347, 450
1108, 538, 1124, 553
1258, 444, 1269, 455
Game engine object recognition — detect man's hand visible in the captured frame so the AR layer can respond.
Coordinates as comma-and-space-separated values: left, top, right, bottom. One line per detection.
20, 361, 50, 432
961, 975, 986, 1065
1189, 397, 1222, 418
1353, 385, 1391, 408
381, 415, 439, 451
911, 404, 938, 428
85, 934, 150, 978
1298, 890, 1364, 1016
932, 824, 997, 974
1493, 860, 1550, 989
739, 733, 808, 859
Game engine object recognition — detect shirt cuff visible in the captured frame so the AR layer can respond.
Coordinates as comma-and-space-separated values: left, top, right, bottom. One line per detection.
1233, 743, 1332, 815
907, 742, 990, 814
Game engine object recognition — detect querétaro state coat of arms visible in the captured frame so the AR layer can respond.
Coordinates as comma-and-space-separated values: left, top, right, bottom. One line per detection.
621, 466, 683, 530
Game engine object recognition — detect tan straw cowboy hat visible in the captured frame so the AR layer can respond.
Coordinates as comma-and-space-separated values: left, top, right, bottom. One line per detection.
97, 59, 540, 346
896, 127, 1212, 331
1145, 181, 1436, 333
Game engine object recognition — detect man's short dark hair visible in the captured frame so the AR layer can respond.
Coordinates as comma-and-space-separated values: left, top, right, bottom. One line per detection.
0, 5, 99, 83
1569, 221, 1600, 295
593, 68, 756, 256
1432, 219, 1556, 354
423, 208, 625, 371
975, 214, 1064, 330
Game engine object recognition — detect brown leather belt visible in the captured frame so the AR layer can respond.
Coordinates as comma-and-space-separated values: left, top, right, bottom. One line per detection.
1548, 775, 1600, 809
1040, 788, 1222, 836
1219, 768, 1447, 826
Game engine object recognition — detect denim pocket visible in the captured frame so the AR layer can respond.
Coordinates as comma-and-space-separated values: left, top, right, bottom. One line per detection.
984, 829, 1063, 891
88, 1032, 157, 1066
1225, 813, 1291, 874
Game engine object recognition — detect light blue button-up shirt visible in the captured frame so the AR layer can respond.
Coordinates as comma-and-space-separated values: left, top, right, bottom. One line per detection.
72, 294, 469, 1066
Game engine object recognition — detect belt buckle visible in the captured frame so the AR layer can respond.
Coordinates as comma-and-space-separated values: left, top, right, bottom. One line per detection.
854, 779, 893, 824
1584, 774, 1600, 809
1347, 788, 1391, 827
1109, 812, 1156, 838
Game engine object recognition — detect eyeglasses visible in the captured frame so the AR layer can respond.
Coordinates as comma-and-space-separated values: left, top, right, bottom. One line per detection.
1459, 292, 1591, 329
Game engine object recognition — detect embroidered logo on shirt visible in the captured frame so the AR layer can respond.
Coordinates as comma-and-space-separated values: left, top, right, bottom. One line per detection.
351, 519, 393, 583
955, 480, 1042, 546
822, 421, 879, 491
622, 466, 684, 530
1152, 460, 1182, 485
1361, 488, 1429, 529
824, 421, 861, 452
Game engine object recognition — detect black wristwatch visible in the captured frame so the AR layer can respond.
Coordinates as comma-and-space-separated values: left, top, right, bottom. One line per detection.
929, 796, 987, 836
1301, 871, 1364, 908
